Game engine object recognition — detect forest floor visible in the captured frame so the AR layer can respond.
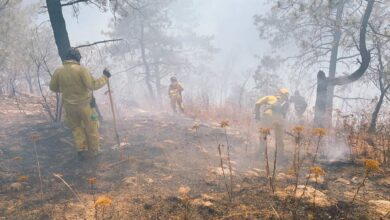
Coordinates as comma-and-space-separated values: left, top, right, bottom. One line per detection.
0, 95, 390, 220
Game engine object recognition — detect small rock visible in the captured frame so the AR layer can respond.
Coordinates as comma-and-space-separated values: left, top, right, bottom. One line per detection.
335, 178, 350, 185
210, 167, 235, 176
163, 140, 176, 144
202, 201, 213, 207
343, 191, 355, 200
368, 200, 390, 215
378, 177, 390, 187
145, 178, 154, 184
277, 173, 295, 182
245, 170, 260, 177
178, 186, 191, 196
162, 175, 173, 181
122, 177, 137, 186
351, 176, 359, 184
307, 174, 325, 184
191, 198, 213, 207
201, 194, 214, 201
277, 185, 331, 207
9, 182, 23, 192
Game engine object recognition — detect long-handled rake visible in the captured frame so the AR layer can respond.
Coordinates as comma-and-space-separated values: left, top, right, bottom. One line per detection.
107, 78, 120, 147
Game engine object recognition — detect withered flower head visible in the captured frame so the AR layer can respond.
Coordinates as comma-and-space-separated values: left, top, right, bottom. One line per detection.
292, 125, 304, 134
95, 195, 112, 207
17, 175, 29, 182
363, 159, 380, 172
87, 177, 97, 185
191, 123, 200, 130
31, 132, 40, 141
220, 120, 229, 128
259, 128, 271, 136
12, 156, 23, 161
310, 166, 325, 177
313, 128, 326, 137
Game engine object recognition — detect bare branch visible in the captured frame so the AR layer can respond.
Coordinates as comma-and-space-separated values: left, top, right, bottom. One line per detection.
74, 38, 123, 49
336, 53, 361, 61
0, 0, 9, 11
328, 0, 374, 86
333, 95, 371, 101
369, 23, 390, 38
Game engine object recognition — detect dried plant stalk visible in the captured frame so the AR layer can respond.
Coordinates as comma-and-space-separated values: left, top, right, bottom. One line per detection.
223, 128, 234, 198
53, 173, 84, 204
31, 134, 44, 201
217, 144, 231, 200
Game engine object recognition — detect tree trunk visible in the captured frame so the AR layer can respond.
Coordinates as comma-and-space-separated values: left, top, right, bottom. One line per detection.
46, 0, 71, 61
139, 23, 154, 100
153, 63, 162, 105
314, 0, 374, 127
46, 0, 72, 122
325, 0, 345, 128
369, 91, 387, 133
314, 71, 328, 127
26, 75, 34, 94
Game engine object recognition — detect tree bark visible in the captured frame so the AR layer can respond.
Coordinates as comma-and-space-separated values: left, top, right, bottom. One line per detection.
153, 62, 162, 105
368, 39, 389, 133
369, 90, 388, 133
325, 0, 345, 128
139, 22, 155, 100
46, 0, 71, 61
314, 71, 328, 127
314, 0, 374, 127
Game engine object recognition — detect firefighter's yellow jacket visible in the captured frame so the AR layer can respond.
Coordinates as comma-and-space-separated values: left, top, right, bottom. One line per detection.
255, 95, 278, 116
49, 60, 108, 106
168, 82, 184, 99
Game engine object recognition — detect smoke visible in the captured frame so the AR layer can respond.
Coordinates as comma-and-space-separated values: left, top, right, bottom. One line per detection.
325, 136, 350, 162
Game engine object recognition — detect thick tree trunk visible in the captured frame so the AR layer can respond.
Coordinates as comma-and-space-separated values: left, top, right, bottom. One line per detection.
325, 0, 345, 128
140, 23, 154, 100
314, 71, 328, 127
46, 0, 71, 61
46, 0, 72, 122
369, 90, 387, 133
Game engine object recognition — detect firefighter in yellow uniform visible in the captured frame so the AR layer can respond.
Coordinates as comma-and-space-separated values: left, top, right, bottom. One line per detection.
168, 76, 184, 113
49, 48, 111, 159
255, 88, 290, 160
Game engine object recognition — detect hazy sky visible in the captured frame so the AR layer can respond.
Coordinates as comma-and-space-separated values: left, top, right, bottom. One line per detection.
55, 0, 268, 75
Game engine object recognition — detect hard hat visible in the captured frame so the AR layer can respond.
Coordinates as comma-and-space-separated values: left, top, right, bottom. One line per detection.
279, 88, 289, 96
66, 47, 81, 63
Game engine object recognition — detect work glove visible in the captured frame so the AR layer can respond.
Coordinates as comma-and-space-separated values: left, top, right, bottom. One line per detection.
103, 68, 111, 78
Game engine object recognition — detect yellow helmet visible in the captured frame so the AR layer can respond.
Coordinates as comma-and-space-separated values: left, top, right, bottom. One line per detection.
278, 88, 289, 96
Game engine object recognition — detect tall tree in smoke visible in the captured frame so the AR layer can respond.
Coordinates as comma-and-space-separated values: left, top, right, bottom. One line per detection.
107, 0, 216, 102
254, 0, 375, 127
315, 0, 373, 127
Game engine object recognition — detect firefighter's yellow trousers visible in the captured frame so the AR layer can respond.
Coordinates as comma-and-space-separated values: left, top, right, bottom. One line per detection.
170, 95, 184, 113
64, 103, 100, 153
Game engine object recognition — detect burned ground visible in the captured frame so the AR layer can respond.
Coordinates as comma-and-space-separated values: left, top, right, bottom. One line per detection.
0, 96, 389, 219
